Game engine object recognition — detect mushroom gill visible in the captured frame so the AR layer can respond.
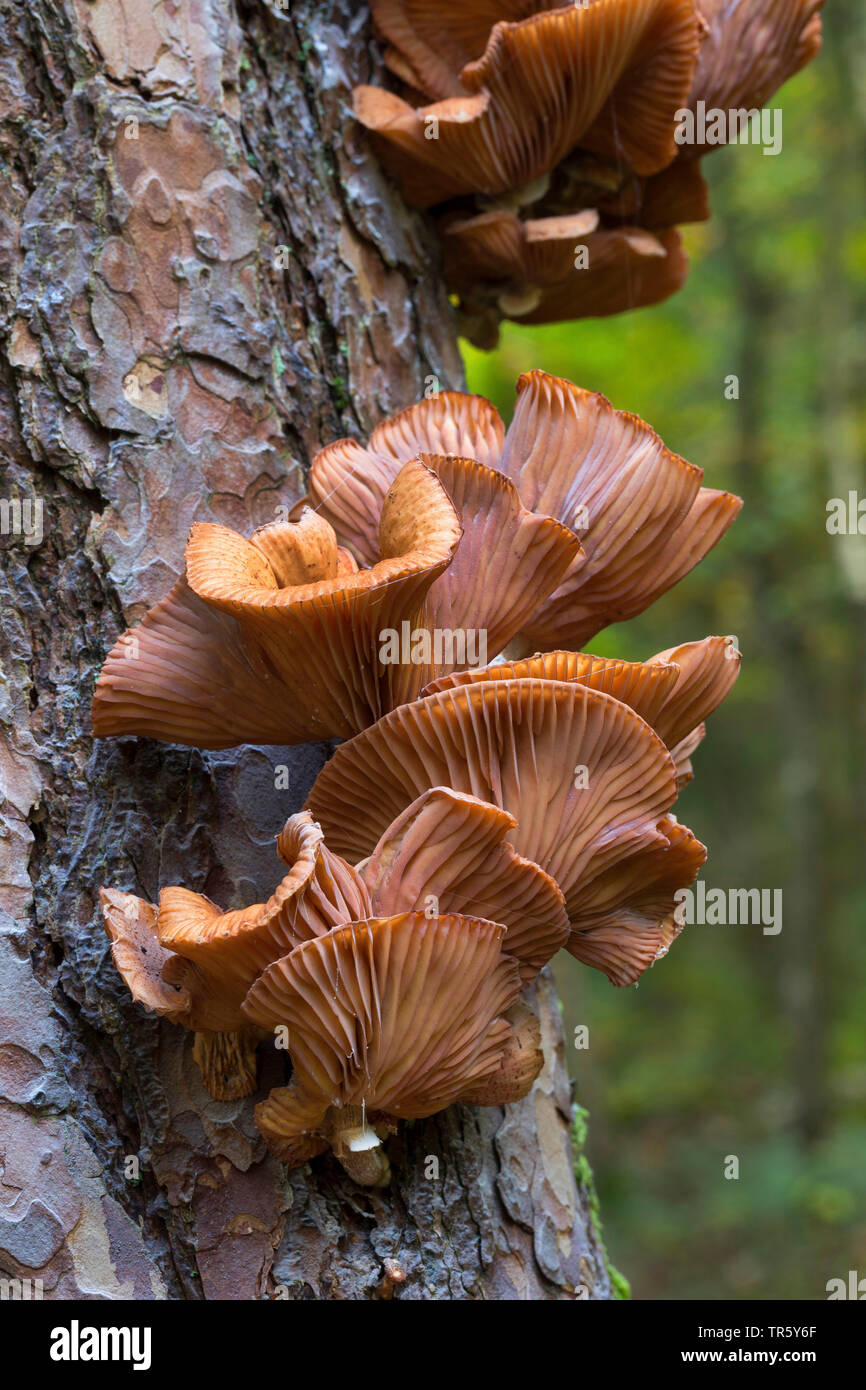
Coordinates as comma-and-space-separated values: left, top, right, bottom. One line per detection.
355, 1, 702, 207
423, 633, 742, 786
361, 786, 570, 979
441, 211, 690, 347
306, 676, 706, 984
241, 913, 537, 1184
100, 813, 371, 1099
354, 0, 823, 337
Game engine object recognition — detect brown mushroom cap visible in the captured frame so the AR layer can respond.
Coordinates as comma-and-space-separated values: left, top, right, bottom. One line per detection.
443, 210, 690, 335
100, 886, 259, 1097
242, 912, 528, 1165
310, 394, 505, 567
91, 459, 461, 747
156, 813, 372, 1025
371, 0, 554, 101
306, 677, 679, 915
100, 813, 370, 1036
413, 453, 582, 671
499, 371, 742, 648
311, 434, 582, 678
566, 814, 706, 985
355, 1, 702, 207
424, 649, 682, 727
646, 635, 741, 757
683, 0, 824, 156
312, 372, 738, 652
423, 634, 742, 782
306, 679, 713, 984
458, 999, 543, 1106
102, 887, 249, 1034
361, 786, 570, 978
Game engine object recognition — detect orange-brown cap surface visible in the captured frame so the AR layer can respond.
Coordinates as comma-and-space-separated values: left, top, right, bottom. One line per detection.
91, 460, 461, 748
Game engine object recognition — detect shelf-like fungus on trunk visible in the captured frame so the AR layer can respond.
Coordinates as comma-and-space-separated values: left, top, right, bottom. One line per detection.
442, 212, 690, 347
307, 675, 711, 985
423, 633, 742, 787
100, 799, 562, 1113
354, 0, 824, 342
360, 786, 570, 980
356, 1, 701, 206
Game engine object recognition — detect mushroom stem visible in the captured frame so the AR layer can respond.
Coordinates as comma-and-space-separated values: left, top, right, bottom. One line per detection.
501, 634, 535, 662
327, 1105, 392, 1187
192, 1027, 260, 1101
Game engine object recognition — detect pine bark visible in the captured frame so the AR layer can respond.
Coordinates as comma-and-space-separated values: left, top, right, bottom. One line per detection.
0, 0, 612, 1300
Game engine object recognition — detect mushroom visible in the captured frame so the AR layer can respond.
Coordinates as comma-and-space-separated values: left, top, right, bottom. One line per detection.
355, 1, 702, 207
564, 813, 706, 985
370, 0, 549, 101
306, 675, 706, 984
681, 0, 824, 157
441, 210, 689, 345
100, 813, 372, 1099
355, 1, 821, 339
591, 158, 712, 230
496, 371, 742, 649
308, 370, 740, 653
309, 390, 506, 566
240, 912, 538, 1184
100, 803, 557, 1120
91, 459, 461, 748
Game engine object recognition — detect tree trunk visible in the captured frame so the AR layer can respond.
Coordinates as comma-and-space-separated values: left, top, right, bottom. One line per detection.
0, 0, 612, 1301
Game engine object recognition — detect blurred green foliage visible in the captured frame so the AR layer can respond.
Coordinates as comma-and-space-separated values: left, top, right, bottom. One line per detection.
465, 3, 866, 1301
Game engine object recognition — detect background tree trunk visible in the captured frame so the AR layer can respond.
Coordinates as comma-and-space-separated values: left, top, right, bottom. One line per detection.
0, 0, 612, 1300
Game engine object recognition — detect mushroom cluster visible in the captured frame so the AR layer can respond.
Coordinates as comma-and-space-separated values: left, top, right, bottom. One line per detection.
93, 371, 740, 745
354, 0, 824, 344
96, 370, 742, 1184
